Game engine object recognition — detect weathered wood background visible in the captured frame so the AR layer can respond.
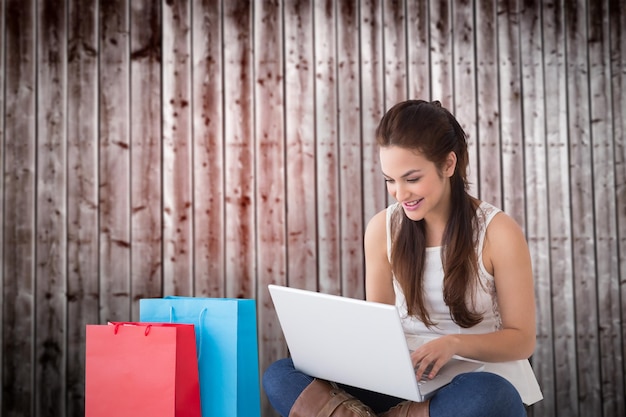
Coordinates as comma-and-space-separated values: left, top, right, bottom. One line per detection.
1, 0, 624, 416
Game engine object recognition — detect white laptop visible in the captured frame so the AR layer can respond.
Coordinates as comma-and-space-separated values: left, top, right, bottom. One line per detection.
268, 284, 484, 402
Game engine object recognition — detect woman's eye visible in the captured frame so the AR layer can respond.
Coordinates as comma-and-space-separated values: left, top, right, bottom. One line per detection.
384, 178, 394, 184
407, 177, 421, 183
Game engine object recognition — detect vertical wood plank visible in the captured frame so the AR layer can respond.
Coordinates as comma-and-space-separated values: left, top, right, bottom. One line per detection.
497, 0, 525, 225
162, 0, 193, 296
609, 0, 626, 409
383, 0, 407, 107
66, 0, 99, 414
337, 0, 363, 298
4, 0, 37, 413
0, 0, 5, 409
588, 0, 624, 415
519, 2, 553, 417
284, 0, 317, 291
429, 0, 453, 107
475, 0, 502, 205
543, 0, 577, 414
2, 0, 36, 415
314, 0, 341, 294
254, 0, 286, 296
99, 0, 131, 322
254, 2, 286, 415
36, 0, 67, 415
223, 0, 255, 298
130, 0, 162, 319
452, 0, 478, 195
192, 0, 225, 297
565, 0, 602, 414
381, 0, 406, 209
406, 0, 430, 99
360, 0, 386, 231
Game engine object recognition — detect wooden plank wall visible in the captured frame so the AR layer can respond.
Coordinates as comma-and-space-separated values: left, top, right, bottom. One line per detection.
0, 1, 624, 416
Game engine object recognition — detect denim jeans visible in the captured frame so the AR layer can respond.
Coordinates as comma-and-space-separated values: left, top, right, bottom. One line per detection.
263, 358, 527, 417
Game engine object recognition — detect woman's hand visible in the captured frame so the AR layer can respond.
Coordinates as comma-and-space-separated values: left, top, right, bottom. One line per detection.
410, 335, 459, 381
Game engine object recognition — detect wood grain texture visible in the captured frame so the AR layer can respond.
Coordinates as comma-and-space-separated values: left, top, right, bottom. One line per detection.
381, 0, 407, 210
192, 0, 225, 297
66, 1, 99, 414
543, 1, 578, 415
609, 1, 626, 413
519, 2, 553, 417
475, 0, 501, 205
588, 1, 624, 415
254, 3, 287, 415
383, 0, 408, 107
452, 0, 478, 196
3, 0, 36, 415
429, 0, 453, 107
36, 1, 68, 415
0, 0, 5, 409
223, 0, 256, 299
406, 0, 430, 100
566, 0, 602, 415
360, 0, 387, 232
314, 0, 341, 295
284, 0, 317, 292
162, 0, 193, 296
337, 0, 364, 299
99, 0, 131, 322
130, 0, 162, 318
497, 0, 525, 225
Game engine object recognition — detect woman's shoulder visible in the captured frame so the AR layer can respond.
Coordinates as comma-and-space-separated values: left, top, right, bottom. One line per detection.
475, 200, 502, 220
367, 203, 401, 227
365, 203, 403, 247
479, 203, 526, 248
366, 205, 393, 234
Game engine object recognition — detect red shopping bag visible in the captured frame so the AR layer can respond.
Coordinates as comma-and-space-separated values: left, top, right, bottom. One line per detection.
85, 322, 201, 417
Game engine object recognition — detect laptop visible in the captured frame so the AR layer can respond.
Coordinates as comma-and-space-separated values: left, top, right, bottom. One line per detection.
268, 284, 484, 402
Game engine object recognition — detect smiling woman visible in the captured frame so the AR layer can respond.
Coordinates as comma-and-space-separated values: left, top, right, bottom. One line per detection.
366, 100, 542, 415
0, 1, 624, 416
263, 100, 543, 417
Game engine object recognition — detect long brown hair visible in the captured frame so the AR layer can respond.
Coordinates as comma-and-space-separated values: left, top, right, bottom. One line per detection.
376, 100, 482, 328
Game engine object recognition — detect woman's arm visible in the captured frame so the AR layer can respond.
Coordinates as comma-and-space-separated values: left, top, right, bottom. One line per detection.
364, 209, 396, 305
412, 212, 537, 379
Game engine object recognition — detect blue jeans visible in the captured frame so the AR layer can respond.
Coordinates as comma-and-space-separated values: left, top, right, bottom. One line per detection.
263, 358, 527, 417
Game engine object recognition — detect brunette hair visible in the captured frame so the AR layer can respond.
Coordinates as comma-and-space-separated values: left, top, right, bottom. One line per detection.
376, 99, 482, 328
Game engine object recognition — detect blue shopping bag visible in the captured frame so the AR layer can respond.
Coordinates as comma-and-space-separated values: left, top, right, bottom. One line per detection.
139, 297, 261, 417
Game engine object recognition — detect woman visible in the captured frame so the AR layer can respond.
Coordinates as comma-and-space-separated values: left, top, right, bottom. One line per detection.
263, 100, 543, 417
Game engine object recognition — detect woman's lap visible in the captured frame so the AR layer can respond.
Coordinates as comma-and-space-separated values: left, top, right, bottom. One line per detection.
263, 358, 526, 417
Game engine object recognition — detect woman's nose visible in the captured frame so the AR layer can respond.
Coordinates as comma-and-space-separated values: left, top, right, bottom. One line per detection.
395, 183, 409, 202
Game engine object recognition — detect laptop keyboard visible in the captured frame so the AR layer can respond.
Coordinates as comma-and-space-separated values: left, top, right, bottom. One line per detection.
415, 364, 436, 385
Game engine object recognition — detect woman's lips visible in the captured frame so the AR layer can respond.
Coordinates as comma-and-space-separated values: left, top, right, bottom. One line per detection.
402, 198, 423, 211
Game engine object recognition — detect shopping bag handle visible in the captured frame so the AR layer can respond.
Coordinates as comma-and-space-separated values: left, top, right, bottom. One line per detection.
112, 322, 153, 336
167, 307, 207, 360
197, 307, 208, 360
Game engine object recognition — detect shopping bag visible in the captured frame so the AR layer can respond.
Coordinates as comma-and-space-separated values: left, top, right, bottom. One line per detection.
140, 297, 261, 417
85, 322, 201, 417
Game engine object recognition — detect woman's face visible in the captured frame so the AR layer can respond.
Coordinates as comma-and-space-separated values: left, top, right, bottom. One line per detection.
379, 146, 455, 222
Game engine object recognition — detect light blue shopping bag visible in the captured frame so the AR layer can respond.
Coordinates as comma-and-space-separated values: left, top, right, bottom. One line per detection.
139, 297, 261, 417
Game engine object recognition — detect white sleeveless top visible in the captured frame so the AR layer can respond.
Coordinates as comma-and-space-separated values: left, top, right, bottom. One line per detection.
386, 202, 543, 405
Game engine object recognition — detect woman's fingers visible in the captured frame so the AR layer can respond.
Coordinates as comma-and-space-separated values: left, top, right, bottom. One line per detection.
411, 338, 456, 380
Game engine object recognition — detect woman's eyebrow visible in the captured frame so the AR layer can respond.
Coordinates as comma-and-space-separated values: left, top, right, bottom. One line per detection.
382, 169, 422, 179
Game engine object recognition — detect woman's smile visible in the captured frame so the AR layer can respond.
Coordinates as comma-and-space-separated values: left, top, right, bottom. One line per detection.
402, 198, 424, 211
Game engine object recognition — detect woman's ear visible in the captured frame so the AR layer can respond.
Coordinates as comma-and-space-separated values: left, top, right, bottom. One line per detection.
444, 151, 457, 177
